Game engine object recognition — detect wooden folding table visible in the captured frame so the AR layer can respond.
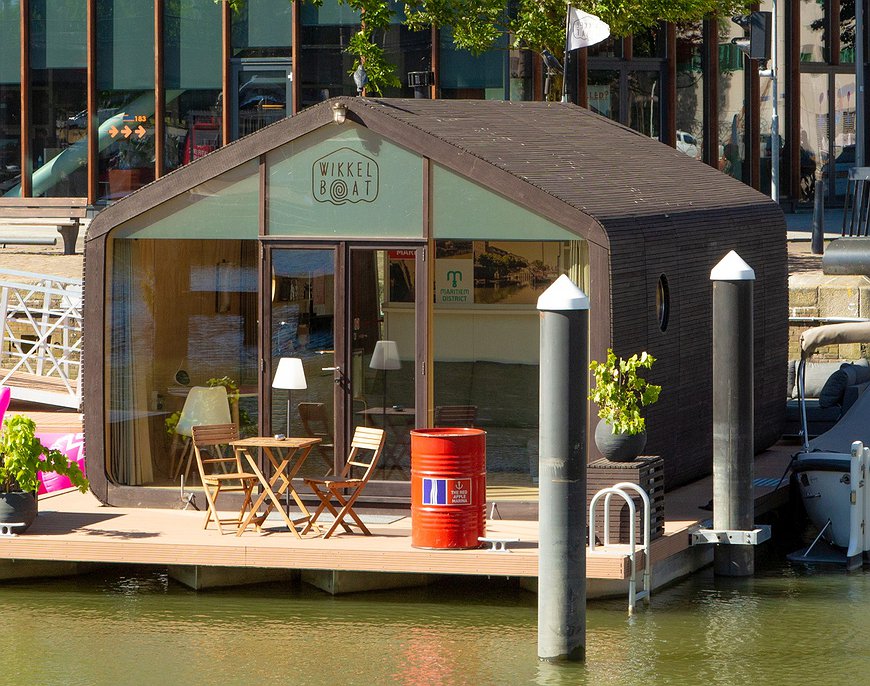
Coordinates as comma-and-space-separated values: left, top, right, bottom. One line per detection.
231, 436, 321, 538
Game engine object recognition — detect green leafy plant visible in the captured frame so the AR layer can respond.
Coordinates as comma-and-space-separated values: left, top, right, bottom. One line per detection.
589, 349, 661, 435
165, 410, 182, 438
207, 376, 256, 437
0, 415, 89, 494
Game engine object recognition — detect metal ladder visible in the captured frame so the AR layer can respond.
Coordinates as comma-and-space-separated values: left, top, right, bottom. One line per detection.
589, 482, 652, 615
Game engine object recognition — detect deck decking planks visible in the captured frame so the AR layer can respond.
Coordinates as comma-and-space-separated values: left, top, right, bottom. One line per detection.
0, 440, 795, 583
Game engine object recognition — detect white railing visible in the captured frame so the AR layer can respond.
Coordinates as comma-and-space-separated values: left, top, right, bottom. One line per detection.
0, 269, 82, 408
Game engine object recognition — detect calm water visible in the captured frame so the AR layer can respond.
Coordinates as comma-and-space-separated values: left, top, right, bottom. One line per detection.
0, 551, 867, 686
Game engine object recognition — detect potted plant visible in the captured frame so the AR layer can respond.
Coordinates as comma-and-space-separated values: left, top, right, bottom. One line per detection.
0, 415, 89, 532
589, 349, 661, 462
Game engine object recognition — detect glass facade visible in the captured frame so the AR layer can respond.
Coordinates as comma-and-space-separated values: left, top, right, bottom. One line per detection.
97, 0, 155, 201
0, 0, 860, 205
29, 0, 87, 197
799, 0, 828, 62
718, 18, 746, 182
0, 0, 19, 195
438, 31, 535, 100
299, 0, 360, 106
164, 0, 222, 172
231, 0, 292, 58
675, 22, 703, 161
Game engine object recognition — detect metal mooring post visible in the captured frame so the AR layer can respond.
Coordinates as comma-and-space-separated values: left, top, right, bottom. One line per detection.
536, 274, 589, 662
710, 251, 755, 577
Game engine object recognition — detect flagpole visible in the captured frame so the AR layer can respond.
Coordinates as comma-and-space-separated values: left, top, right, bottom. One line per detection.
561, 4, 571, 103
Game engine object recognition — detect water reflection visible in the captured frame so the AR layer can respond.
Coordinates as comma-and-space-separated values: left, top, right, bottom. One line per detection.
0, 562, 868, 685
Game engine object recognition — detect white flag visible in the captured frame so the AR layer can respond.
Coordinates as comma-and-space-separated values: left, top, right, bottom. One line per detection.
567, 8, 610, 51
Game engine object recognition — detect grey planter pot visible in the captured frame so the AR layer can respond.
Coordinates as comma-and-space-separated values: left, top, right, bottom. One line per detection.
0, 491, 37, 533
594, 421, 647, 462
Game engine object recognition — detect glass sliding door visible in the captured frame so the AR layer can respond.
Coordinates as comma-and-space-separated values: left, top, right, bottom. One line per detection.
268, 247, 337, 479
267, 244, 422, 485
349, 247, 417, 481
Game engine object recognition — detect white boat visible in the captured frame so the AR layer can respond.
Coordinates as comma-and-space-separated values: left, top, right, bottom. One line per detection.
792, 322, 870, 552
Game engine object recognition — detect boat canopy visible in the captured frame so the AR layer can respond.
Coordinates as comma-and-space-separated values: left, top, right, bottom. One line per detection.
800, 322, 870, 358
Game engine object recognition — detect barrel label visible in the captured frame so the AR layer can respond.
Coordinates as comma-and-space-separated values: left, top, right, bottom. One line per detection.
422, 478, 472, 506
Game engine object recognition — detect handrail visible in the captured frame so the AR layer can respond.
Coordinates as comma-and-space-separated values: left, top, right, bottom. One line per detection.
0, 271, 82, 408
589, 482, 652, 615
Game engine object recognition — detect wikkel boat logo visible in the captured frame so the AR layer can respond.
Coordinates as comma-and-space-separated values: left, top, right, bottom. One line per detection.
313, 148, 379, 205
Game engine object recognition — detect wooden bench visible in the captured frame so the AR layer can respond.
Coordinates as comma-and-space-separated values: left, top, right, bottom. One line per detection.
0, 198, 88, 255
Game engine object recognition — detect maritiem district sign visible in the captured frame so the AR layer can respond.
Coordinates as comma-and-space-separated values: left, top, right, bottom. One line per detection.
436, 259, 472, 304
313, 147, 379, 205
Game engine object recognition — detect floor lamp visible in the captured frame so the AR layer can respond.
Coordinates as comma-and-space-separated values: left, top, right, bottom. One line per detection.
272, 357, 307, 437
370, 340, 401, 414
370, 341, 401, 479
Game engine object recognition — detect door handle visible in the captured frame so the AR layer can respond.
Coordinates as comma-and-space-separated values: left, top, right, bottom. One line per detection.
322, 366, 343, 384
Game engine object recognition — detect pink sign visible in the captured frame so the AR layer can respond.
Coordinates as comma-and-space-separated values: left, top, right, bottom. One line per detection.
35, 432, 86, 495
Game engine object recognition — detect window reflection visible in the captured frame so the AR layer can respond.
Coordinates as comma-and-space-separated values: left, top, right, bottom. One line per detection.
108, 239, 259, 487
799, 0, 828, 63
97, 0, 156, 201
676, 23, 703, 161
718, 18, 746, 182
30, 0, 87, 198
164, 0, 222, 172
0, 0, 20, 196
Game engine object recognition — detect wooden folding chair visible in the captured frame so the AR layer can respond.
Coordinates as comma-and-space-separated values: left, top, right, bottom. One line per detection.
434, 405, 478, 427
191, 424, 259, 535
302, 426, 385, 538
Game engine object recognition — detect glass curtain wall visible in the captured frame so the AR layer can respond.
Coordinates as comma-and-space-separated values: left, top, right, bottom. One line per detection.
797, 0, 855, 205
717, 17, 747, 181
675, 22, 704, 161
29, 0, 87, 197
0, 1, 20, 196
381, 1, 431, 98
96, 0, 155, 202
299, 0, 360, 106
231, 0, 292, 58
439, 31, 518, 100
164, 0, 222, 172
587, 28, 664, 139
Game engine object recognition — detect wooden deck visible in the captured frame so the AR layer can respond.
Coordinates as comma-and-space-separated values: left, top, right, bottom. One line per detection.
0, 441, 796, 589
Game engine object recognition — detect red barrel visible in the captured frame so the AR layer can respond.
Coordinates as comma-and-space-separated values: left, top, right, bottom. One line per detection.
410, 428, 486, 549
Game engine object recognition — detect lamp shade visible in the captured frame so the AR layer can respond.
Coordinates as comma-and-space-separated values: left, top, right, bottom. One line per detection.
272, 357, 307, 390
175, 386, 233, 437
370, 340, 401, 370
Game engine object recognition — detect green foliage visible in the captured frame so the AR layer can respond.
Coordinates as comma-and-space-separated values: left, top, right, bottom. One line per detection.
206, 376, 239, 396
0, 415, 89, 494
207, 377, 257, 437
165, 410, 182, 437
589, 349, 661, 435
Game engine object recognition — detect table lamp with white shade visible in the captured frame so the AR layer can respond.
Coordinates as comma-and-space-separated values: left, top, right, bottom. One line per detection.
370, 340, 401, 416
272, 357, 307, 436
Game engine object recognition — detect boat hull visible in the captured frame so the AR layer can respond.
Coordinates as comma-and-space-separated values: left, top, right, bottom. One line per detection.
793, 452, 852, 548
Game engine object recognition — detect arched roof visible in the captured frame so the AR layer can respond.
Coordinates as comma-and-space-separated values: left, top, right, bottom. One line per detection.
87, 97, 780, 249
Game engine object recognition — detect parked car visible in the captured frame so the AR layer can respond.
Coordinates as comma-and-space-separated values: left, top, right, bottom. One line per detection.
676, 130, 700, 159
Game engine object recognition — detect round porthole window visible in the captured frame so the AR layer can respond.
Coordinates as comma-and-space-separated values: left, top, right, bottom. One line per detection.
656, 274, 669, 332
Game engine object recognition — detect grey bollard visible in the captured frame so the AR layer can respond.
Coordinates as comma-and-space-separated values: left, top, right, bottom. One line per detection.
536, 275, 589, 662
710, 251, 755, 577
